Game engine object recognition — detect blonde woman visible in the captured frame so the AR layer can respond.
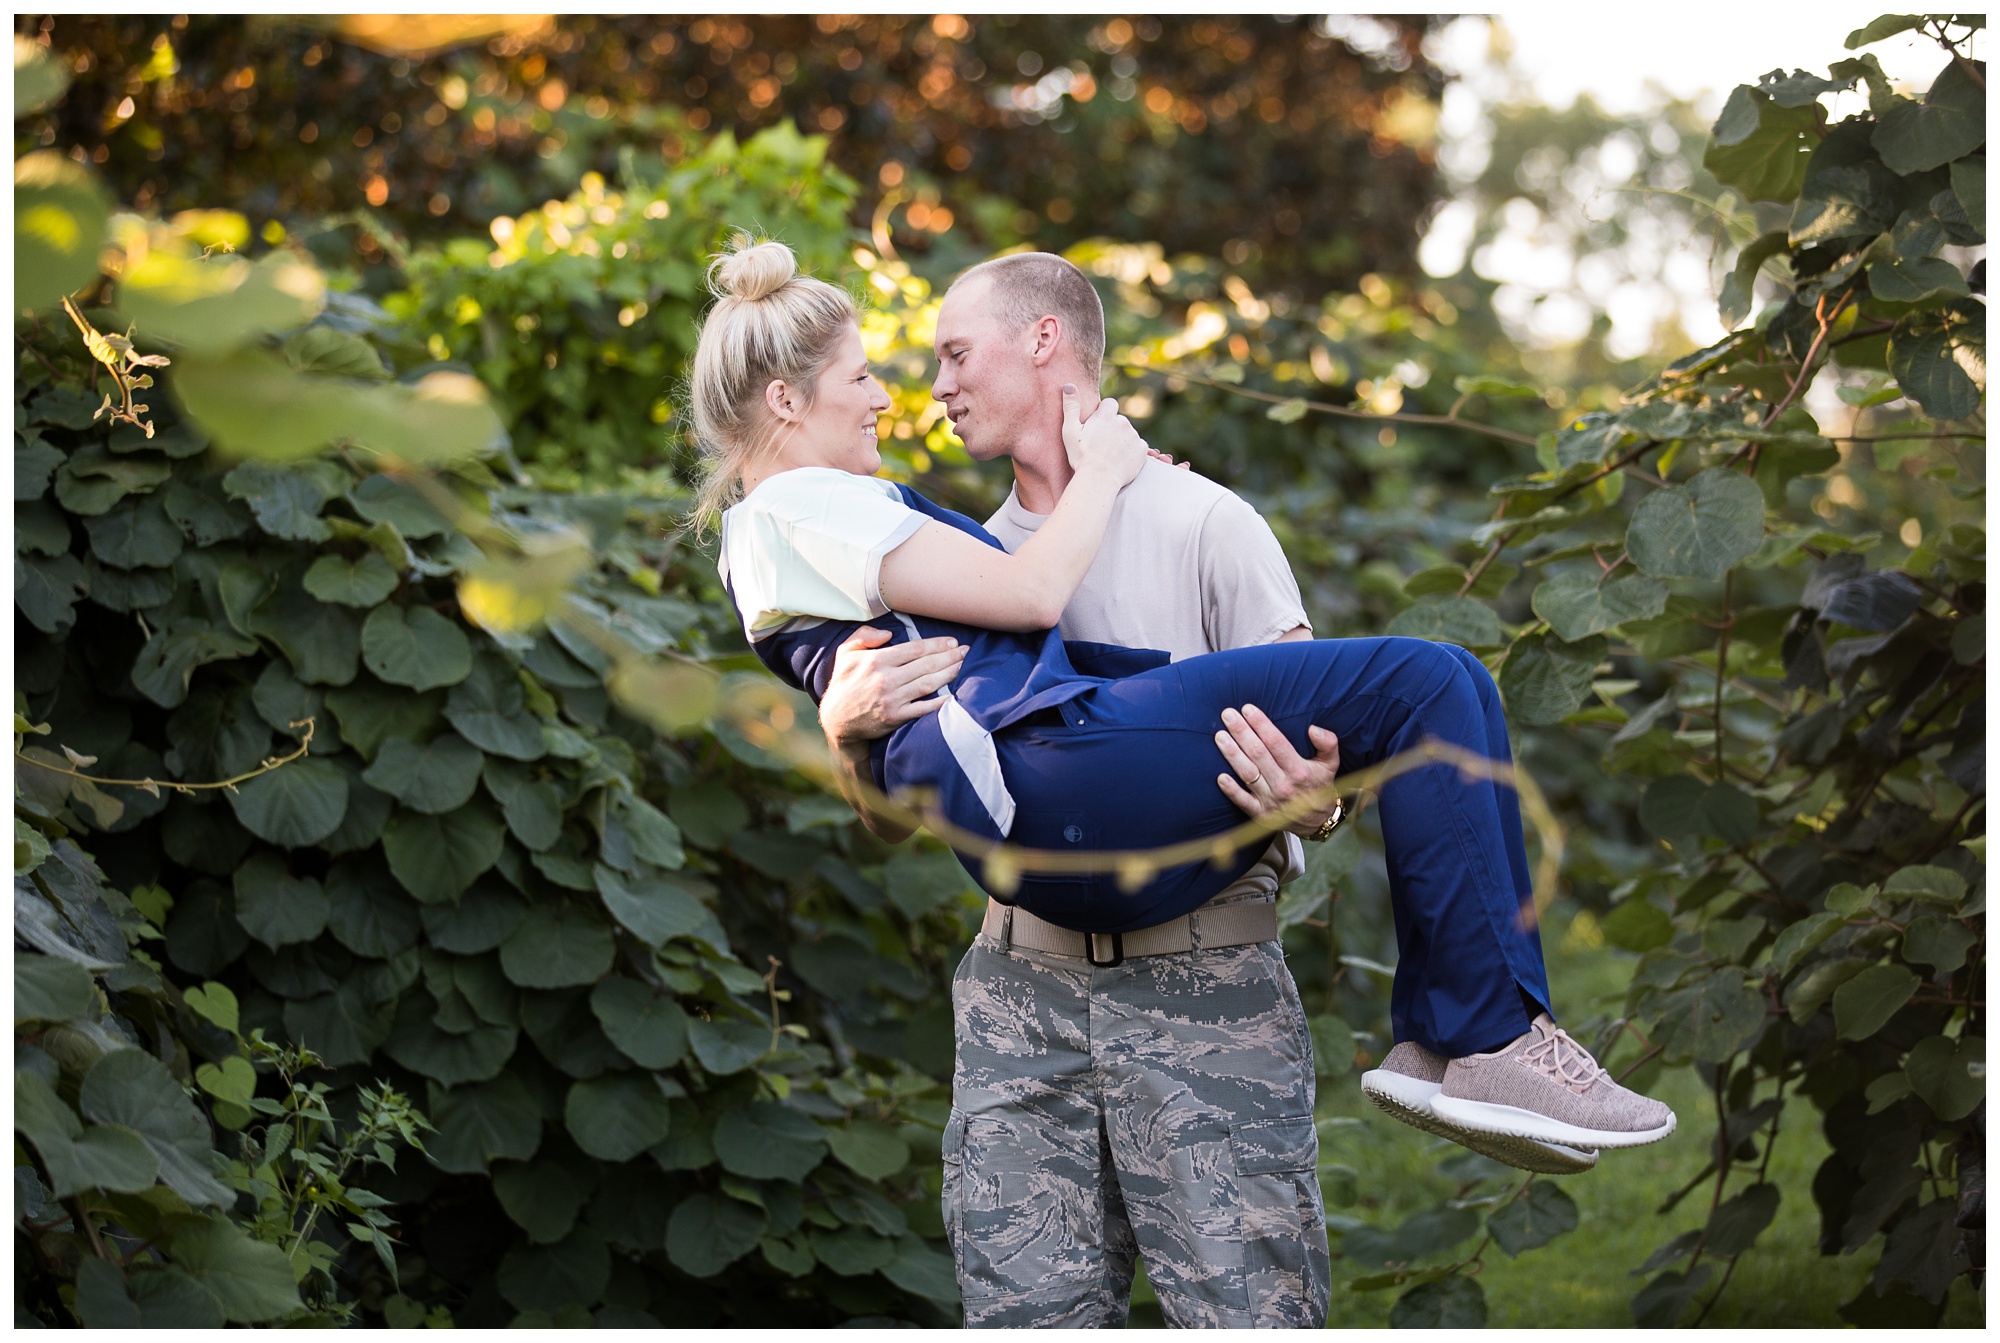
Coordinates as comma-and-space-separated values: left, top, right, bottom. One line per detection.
697, 239, 1674, 1171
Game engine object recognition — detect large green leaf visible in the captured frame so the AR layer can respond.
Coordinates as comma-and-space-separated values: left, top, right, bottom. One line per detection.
499, 902, 616, 988
1789, 121, 1904, 246
1950, 155, 1986, 239
1905, 1033, 1985, 1121
82, 494, 184, 570
303, 551, 400, 607
1639, 776, 1760, 845
1389, 1275, 1487, 1328
362, 603, 473, 691
283, 324, 389, 379
15, 1071, 161, 1197
497, 1226, 612, 1314
1531, 570, 1668, 641
225, 757, 349, 847
362, 732, 485, 814
1832, 964, 1919, 1040
15, 951, 96, 1023
666, 1193, 767, 1278
1384, 597, 1504, 648
565, 1071, 673, 1161
1703, 89, 1816, 202
1902, 915, 1977, 972
810, 1224, 897, 1276
495, 1156, 591, 1244
885, 849, 975, 919
1888, 300, 1985, 421
1704, 1182, 1781, 1257
168, 1215, 306, 1323
713, 1100, 827, 1181
482, 758, 565, 850
129, 619, 260, 708
119, 246, 324, 355
324, 857, 421, 959
419, 877, 527, 953
282, 981, 394, 1068
1628, 468, 1765, 580
444, 653, 546, 760
424, 1072, 543, 1173
231, 852, 330, 948
384, 990, 516, 1085
1871, 58, 1986, 174
592, 865, 710, 948
823, 1120, 910, 1180
589, 977, 690, 1069
1486, 1181, 1579, 1256
1498, 631, 1604, 726
611, 792, 684, 869
324, 677, 444, 762
349, 473, 453, 539
221, 461, 345, 543
246, 579, 361, 687
77, 1048, 233, 1206
382, 799, 505, 903
15, 151, 112, 312
1655, 969, 1769, 1062
687, 1016, 770, 1076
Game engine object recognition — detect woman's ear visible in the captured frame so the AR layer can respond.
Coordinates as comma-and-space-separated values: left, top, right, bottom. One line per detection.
764, 378, 800, 423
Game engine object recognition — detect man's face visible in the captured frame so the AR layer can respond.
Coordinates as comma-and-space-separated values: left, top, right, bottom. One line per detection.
932, 276, 1040, 462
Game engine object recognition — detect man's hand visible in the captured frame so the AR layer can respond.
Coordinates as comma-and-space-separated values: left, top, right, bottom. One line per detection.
1213, 704, 1342, 836
819, 626, 968, 751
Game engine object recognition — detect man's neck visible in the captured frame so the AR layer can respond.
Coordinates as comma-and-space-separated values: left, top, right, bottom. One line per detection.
1009, 385, 1099, 515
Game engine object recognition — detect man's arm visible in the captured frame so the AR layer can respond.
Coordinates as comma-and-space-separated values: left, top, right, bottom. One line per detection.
818, 626, 966, 843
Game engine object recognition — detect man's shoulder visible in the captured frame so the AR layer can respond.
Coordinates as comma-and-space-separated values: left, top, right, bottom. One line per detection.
1118, 458, 1252, 526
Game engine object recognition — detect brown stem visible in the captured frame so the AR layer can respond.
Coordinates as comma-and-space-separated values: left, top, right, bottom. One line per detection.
1760, 290, 1853, 430
16, 719, 315, 794
1116, 362, 1540, 447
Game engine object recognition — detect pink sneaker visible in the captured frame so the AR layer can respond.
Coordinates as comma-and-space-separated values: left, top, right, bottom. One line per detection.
1430, 1016, 1676, 1150
1361, 1041, 1598, 1174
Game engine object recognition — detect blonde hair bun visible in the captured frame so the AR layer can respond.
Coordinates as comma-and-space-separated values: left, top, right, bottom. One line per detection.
709, 238, 798, 302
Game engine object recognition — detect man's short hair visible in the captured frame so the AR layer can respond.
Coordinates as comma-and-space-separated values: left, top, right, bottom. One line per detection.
951, 252, 1105, 388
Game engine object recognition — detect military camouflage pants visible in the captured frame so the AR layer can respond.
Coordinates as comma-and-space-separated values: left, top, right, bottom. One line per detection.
943, 921, 1331, 1327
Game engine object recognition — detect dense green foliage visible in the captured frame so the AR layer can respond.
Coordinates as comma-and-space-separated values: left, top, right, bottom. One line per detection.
13, 12, 1986, 1330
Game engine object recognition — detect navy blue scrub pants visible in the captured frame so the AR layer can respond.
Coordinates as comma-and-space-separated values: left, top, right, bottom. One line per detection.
992, 636, 1552, 1058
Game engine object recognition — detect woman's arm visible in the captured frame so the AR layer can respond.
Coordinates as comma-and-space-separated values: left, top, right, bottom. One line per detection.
878, 389, 1145, 631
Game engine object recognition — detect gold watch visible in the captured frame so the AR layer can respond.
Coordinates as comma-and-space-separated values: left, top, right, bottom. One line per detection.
1303, 796, 1346, 843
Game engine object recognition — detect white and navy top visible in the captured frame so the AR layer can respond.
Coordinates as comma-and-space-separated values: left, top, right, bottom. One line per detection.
719, 468, 1154, 842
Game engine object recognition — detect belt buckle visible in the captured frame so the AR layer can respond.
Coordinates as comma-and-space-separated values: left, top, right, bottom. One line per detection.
1086, 931, 1124, 968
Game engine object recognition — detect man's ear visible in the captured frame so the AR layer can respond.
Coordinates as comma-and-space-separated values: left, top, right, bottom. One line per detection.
1026, 315, 1063, 369
764, 378, 801, 423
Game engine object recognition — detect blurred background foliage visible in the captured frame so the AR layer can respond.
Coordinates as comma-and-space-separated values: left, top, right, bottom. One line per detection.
14, 10, 1985, 1331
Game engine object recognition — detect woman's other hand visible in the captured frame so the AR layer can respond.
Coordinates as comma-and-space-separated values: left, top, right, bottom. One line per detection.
1060, 384, 1147, 488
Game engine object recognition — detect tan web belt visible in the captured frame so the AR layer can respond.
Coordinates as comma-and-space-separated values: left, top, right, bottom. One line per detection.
980, 896, 1279, 968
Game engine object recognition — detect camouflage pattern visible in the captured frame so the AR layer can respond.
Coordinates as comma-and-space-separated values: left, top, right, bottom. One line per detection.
943, 923, 1330, 1328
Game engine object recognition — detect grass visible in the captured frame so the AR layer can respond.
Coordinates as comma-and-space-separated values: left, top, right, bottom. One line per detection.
1125, 902, 1983, 1328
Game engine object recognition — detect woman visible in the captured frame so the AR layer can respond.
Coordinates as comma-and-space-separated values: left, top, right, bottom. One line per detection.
696, 239, 1673, 1152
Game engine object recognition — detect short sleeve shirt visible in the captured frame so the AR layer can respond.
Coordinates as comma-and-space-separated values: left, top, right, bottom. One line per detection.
719, 468, 927, 641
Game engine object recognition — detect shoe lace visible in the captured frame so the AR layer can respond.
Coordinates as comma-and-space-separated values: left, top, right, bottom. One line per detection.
1520, 1025, 1608, 1094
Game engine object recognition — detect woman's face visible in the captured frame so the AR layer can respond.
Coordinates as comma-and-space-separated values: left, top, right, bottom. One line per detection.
780, 324, 893, 476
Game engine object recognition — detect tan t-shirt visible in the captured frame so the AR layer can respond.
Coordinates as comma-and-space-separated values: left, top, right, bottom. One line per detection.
985, 458, 1312, 902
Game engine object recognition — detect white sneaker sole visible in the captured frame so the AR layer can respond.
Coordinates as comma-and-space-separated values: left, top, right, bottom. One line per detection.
1429, 1094, 1677, 1150
1359, 1070, 1599, 1175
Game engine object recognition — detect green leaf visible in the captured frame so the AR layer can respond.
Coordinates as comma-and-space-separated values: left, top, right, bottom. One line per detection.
1789, 121, 1904, 245
1499, 631, 1604, 726
130, 619, 260, 707
78, 1048, 233, 1206
1902, 915, 1977, 972
565, 1071, 673, 1161
1770, 911, 1845, 977
1656, 969, 1769, 1063
1846, 14, 1926, 47
162, 1216, 301, 1324
613, 793, 684, 869
1600, 899, 1674, 953
283, 981, 394, 1068
349, 474, 453, 539
1384, 597, 1504, 648
1867, 255, 1971, 303
497, 1226, 611, 1314
669, 782, 751, 849
14, 37, 73, 117
182, 981, 240, 1033
382, 799, 505, 903
221, 461, 343, 543
1950, 155, 1985, 239
482, 758, 564, 850
420, 877, 527, 953
123, 1267, 225, 1328
1631, 1264, 1713, 1327
385, 989, 515, 1085
1905, 1033, 1985, 1121
884, 849, 974, 919
1719, 230, 1791, 329
444, 653, 546, 760
1531, 570, 1667, 641
884, 1235, 960, 1302
82, 494, 184, 570
74, 1257, 141, 1329
363, 604, 473, 692
1703, 90, 1816, 202
1883, 864, 1969, 906
323, 857, 421, 959
1486, 1181, 1579, 1256
224, 757, 349, 847
823, 1120, 910, 1180
1871, 58, 1986, 174
1265, 397, 1309, 424
231, 852, 329, 948
810, 1224, 897, 1276
1453, 374, 1543, 400
425, 1072, 543, 1173
14, 152, 112, 312
1628, 468, 1765, 580
1639, 777, 1760, 845
303, 551, 400, 607
247, 579, 361, 687
499, 902, 616, 988
119, 249, 324, 355
589, 977, 689, 1069
14, 551, 88, 634
494, 1157, 590, 1244
1888, 300, 1985, 422
16, 439, 65, 502
592, 865, 710, 948
666, 1193, 767, 1278
15, 951, 95, 1023
1389, 1274, 1487, 1328
282, 325, 389, 380
16, 1073, 162, 1198
194, 1056, 256, 1106
362, 732, 485, 814
1832, 963, 1920, 1040
687, 1016, 770, 1076
324, 677, 444, 762
714, 1100, 827, 1180
761, 1233, 816, 1277
1704, 1182, 1780, 1257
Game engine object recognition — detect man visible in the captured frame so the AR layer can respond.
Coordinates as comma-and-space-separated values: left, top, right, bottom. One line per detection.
816, 252, 1342, 1327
